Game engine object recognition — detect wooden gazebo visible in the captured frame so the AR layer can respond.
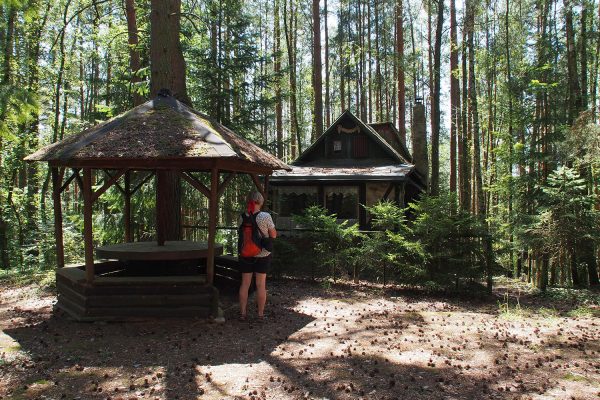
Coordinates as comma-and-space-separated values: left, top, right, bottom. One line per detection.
25, 92, 290, 320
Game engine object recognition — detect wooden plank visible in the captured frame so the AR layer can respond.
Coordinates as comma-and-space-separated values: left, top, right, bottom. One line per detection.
86, 293, 213, 307
103, 170, 125, 194
206, 168, 219, 284
124, 171, 132, 242
85, 283, 210, 296
57, 281, 88, 305
56, 294, 87, 319
92, 169, 127, 203
93, 275, 208, 285
250, 173, 266, 199
131, 171, 154, 195
82, 168, 95, 282
51, 168, 65, 269
95, 241, 222, 261
217, 172, 236, 198
59, 169, 77, 193
382, 183, 395, 201
73, 168, 84, 191
85, 306, 212, 318
263, 174, 270, 206
50, 158, 274, 175
179, 171, 211, 198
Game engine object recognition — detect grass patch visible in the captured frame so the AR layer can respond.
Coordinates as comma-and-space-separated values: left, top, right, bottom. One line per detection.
536, 307, 560, 319
540, 287, 600, 307
0, 268, 55, 291
6, 344, 22, 353
563, 372, 594, 384
567, 306, 600, 318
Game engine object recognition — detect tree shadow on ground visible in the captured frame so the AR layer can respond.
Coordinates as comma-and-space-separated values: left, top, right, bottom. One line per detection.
2, 278, 599, 399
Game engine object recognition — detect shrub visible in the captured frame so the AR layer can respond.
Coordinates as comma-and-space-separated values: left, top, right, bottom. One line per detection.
293, 205, 362, 281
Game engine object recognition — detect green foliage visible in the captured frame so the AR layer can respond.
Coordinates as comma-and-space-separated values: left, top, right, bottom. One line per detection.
409, 193, 487, 284
358, 201, 427, 284
293, 205, 362, 281
526, 166, 599, 259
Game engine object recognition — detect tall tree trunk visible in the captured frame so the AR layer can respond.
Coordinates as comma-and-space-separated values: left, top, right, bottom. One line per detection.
338, 1, 346, 113
564, 0, 581, 124
467, 0, 492, 291
467, 0, 483, 216
0, 5, 15, 269
24, 0, 51, 258
450, 0, 459, 196
592, 0, 600, 122
150, 0, 190, 105
274, 0, 283, 159
396, 0, 406, 143
324, 0, 330, 127
430, 0, 443, 196
460, 17, 471, 211
374, 0, 382, 119
312, 0, 324, 139
125, 0, 144, 106
580, 1, 588, 110
506, 0, 515, 276
284, 0, 300, 157
150, 0, 189, 241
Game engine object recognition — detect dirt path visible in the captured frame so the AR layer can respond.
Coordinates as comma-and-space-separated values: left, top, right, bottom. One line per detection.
0, 278, 599, 399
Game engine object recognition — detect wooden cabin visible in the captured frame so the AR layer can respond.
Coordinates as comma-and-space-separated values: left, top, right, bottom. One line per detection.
269, 109, 427, 231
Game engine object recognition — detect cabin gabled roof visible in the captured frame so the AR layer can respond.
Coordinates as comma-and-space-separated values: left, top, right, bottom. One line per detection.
293, 110, 410, 166
367, 121, 413, 163
25, 94, 290, 172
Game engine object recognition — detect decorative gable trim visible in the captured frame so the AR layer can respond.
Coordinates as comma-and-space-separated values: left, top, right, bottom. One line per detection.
294, 110, 408, 166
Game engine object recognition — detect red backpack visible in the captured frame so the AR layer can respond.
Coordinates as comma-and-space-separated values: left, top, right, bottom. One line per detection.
238, 212, 262, 258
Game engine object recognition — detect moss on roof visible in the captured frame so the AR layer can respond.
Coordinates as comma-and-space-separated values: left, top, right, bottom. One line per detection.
25, 95, 290, 171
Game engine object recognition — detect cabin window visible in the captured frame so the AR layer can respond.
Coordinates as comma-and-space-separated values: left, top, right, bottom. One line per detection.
273, 186, 319, 217
333, 140, 342, 153
353, 136, 369, 158
325, 186, 359, 219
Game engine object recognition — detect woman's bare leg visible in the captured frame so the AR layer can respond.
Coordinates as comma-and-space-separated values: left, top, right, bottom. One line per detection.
255, 273, 267, 317
239, 273, 253, 317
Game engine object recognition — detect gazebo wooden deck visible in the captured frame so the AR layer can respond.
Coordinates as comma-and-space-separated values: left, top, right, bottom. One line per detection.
25, 91, 290, 321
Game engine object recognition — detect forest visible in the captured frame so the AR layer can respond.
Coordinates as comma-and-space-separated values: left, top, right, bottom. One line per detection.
0, 0, 599, 291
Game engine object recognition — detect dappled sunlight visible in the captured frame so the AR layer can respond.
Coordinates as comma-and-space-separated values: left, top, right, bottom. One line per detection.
1, 278, 599, 399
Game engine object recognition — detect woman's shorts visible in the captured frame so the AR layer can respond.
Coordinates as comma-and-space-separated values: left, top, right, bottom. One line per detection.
239, 255, 272, 274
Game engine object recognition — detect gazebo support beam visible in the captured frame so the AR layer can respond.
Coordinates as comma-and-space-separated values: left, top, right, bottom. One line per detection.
217, 173, 236, 198
250, 174, 266, 199
179, 171, 211, 198
60, 168, 79, 193
206, 167, 219, 285
82, 168, 95, 283
51, 168, 65, 269
91, 169, 127, 203
124, 171, 132, 242
131, 171, 154, 195
263, 174, 270, 206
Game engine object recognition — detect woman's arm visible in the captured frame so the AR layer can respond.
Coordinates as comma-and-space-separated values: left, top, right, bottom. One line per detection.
268, 227, 277, 239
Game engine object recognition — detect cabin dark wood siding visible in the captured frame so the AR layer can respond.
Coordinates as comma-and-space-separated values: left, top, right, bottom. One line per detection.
353, 136, 369, 158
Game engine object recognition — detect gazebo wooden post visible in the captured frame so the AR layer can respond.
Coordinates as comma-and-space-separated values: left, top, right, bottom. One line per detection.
82, 168, 95, 283
51, 167, 65, 269
124, 171, 132, 242
206, 167, 219, 285
263, 174, 270, 207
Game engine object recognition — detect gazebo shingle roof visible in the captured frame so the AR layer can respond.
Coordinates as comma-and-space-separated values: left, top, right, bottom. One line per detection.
26, 94, 290, 172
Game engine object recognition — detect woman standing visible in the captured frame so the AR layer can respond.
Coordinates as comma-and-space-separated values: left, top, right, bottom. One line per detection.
238, 191, 276, 321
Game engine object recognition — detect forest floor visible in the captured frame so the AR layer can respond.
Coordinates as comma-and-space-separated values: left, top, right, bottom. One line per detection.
0, 273, 599, 400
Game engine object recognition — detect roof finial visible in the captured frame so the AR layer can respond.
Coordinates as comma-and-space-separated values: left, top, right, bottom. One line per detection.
158, 88, 172, 97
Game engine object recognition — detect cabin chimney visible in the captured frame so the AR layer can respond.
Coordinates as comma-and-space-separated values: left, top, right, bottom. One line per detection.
411, 101, 429, 188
